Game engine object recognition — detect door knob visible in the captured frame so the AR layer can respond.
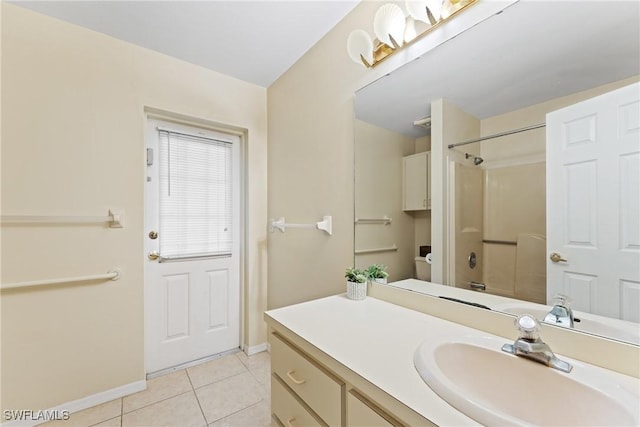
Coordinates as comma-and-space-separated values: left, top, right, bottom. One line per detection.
550, 252, 567, 263
148, 251, 160, 260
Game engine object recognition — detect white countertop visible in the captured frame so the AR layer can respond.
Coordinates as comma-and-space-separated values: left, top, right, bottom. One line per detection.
265, 294, 480, 426
265, 293, 640, 426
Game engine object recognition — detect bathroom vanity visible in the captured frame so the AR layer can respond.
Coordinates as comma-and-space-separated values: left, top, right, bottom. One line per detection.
265, 290, 640, 426
265, 295, 475, 426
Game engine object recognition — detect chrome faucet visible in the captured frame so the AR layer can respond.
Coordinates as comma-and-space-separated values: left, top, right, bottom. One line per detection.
502, 314, 573, 373
543, 294, 574, 328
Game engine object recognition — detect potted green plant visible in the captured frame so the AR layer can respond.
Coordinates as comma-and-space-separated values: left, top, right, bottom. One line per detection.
365, 264, 389, 284
345, 267, 367, 300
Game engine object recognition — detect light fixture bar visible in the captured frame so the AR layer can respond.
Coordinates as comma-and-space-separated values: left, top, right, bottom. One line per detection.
348, 0, 479, 69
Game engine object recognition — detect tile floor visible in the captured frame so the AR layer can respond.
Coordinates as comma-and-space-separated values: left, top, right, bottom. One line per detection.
41, 351, 272, 427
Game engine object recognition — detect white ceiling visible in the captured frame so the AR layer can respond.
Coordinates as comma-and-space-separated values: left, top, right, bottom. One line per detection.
355, 1, 640, 137
11, 1, 640, 132
11, 0, 360, 87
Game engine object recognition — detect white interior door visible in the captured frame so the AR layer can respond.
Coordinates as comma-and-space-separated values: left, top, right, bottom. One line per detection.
144, 118, 241, 374
546, 83, 640, 320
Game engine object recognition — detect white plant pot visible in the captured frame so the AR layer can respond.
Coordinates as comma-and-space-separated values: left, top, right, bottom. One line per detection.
372, 277, 387, 284
346, 281, 367, 300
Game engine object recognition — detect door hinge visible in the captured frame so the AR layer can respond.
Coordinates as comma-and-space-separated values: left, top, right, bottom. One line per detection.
146, 148, 154, 166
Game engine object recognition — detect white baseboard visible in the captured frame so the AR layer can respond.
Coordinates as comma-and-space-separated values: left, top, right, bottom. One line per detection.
2, 380, 146, 427
245, 342, 268, 355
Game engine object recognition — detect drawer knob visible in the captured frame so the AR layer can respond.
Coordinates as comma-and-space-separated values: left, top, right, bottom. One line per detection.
286, 370, 306, 385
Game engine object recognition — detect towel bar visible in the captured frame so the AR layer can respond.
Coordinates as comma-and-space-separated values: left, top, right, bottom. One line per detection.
1, 209, 124, 228
1, 270, 121, 291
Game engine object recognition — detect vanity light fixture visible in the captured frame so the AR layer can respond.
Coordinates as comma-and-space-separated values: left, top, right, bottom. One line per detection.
347, 0, 477, 68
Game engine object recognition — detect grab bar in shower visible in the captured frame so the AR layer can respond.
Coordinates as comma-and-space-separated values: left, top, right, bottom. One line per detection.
355, 245, 398, 255
1, 209, 124, 228
482, 239, 517, 246
355, 216, 392, 225
1, 269, 122, 291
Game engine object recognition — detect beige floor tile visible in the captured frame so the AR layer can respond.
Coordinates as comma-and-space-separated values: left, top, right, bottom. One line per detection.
239, 351, 270, 395
90, 416, 121, 426
123, 370, 191, 413
208, 400, 271, 427
235, 351, 270, 372
248, 364, 271, 392
122, 391, 205, 427
39, 399, 121, 427
187, 354, 247, 389
195, 372, 264, 424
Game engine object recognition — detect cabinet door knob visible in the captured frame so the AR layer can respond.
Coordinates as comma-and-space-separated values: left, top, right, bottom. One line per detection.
286, 370, 306, 385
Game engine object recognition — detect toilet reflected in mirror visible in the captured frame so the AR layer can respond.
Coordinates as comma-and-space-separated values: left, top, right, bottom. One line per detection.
415, 257, 430, 281
415, 246, 431, 281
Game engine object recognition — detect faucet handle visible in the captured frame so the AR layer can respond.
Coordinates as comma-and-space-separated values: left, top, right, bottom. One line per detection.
552, 293, 572, 306
515, 314, 540, 340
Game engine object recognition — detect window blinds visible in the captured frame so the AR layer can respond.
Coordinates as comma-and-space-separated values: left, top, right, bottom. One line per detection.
158, 129, 233, 259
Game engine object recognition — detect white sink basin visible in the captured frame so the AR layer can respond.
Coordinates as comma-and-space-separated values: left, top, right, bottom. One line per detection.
414, 333, 640, 426
494, 302, 640, 345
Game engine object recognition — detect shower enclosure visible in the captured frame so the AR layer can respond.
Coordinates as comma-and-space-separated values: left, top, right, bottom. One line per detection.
452, 133, 547, 303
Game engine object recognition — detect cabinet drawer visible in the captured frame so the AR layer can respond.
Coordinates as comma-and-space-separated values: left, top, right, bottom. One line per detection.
272, 375, 323, 427
271, 333, 342, 426
347, 391, 399, 427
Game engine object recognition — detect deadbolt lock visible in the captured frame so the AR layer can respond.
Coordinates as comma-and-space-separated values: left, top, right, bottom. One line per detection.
149, 230, 158, 240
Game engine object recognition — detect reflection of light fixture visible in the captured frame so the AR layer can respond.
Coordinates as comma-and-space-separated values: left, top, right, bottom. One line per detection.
347, 0, 477, 68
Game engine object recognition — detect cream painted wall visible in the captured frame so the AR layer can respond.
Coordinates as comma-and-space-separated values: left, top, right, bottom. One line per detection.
1, 3, 267, 412
480, 76, 640, 157
266, 0, 516, 309
267, 2, 382, 309
354, 120, 414, 281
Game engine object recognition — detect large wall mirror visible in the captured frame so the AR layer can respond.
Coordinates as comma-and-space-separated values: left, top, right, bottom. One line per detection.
354, 1, 640, 345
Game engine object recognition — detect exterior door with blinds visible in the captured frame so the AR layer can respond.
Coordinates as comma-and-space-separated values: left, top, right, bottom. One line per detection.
144, 118, 241, 374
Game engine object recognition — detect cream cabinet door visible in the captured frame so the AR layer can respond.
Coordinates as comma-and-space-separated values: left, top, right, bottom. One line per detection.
403, 152, 429, 211
272, 377, 323, 427
271, 334, 342, 426
347, 391, 395, 427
